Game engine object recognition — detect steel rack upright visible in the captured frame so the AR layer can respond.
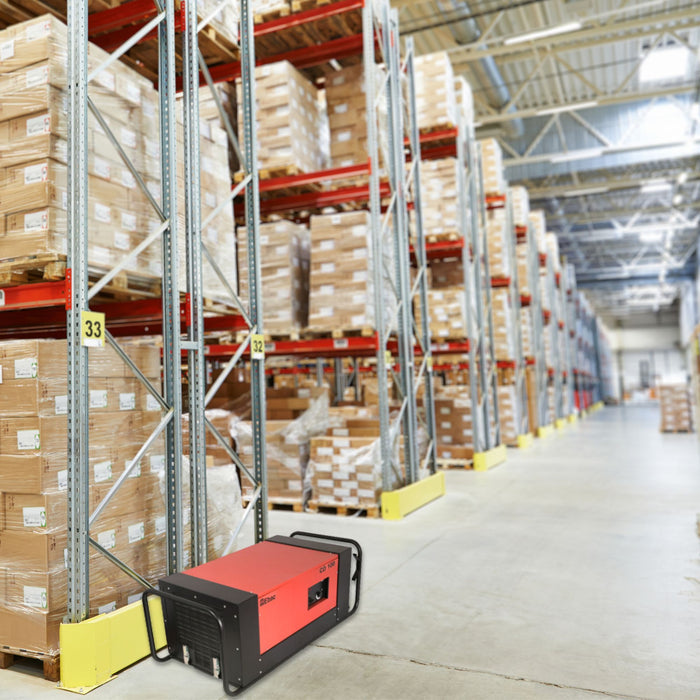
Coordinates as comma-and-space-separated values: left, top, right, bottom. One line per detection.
65, 0, 267, 637
529, 237, 550, 435
200, 0, 443, 515
487, 189, 530, 448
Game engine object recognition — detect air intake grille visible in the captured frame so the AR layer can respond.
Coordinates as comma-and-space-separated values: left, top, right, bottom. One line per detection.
173, 601, 222, 675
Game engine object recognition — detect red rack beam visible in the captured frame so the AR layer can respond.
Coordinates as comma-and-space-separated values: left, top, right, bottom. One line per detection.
491, 277, 511, 288
420, 143, 458, 161
237, 181, 390, 216
497, 360, 516, 369
486, 194, 506, 209
256, 162, 371, 193
206, 33, 365, 85
520, 294, 531, 307
89, 0, 157, 35
205, 333, 381, 360
430, 340, 470, 355
255, 0, 364, 36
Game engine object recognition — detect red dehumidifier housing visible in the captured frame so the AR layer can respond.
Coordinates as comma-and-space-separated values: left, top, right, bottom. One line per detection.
142, 531, 362, 695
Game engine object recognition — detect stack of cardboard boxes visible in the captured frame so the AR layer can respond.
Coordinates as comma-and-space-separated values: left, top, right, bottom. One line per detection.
414, 52, 457, 131
308, 210, 393, 335
434, 387, 473, 462
497, 384, 519, 445
659, 385, 694, 432
479, 138, 505, 194
420, 158, 461, 241
0, 339, 166, 656
325, 64, 372, 169
0, 16, 158, 277
417, 288, 466, 340
238, 221, 310, 336
492, 288, 515, 361
239, 61, 326, 175
232, 387, 329, 505
486, 207, 510, 279
308, 406, 384, 510
529, 210, 548, 255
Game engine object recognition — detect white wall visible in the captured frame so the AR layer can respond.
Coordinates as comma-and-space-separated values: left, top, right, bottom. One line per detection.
611, 325, 686, 392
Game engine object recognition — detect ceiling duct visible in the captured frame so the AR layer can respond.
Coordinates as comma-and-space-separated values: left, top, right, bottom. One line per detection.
435, 0, 524, 138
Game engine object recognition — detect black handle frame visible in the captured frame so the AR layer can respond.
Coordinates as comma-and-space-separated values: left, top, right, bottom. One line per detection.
141, 588, 241, 696
289, 531, 363, 616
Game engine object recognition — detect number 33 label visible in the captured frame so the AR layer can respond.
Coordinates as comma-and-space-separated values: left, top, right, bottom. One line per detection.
81, 311, 106, 347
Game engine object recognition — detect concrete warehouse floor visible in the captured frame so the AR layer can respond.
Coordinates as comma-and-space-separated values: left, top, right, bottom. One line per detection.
3, 404, 700, 699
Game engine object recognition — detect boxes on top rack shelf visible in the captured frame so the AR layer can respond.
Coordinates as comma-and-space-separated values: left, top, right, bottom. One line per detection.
414, 51, 457, 131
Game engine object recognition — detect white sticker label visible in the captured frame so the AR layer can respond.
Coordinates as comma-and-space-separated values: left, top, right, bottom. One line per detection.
114, 231, 130, 250
150, 455, 165, 473
24, 586, 48, 609
25, 65, 48, 88
17, 429, 40, 450
15, 357, 38, 378
94, 203, 111, 223
128, 522, 145, 544
90, 389, 108, 408
146, 394, 160, 412
120, 127, 137, 149
121, 169, 136, 189
97, 529, 116, 550
25, 21, 50, 42
121, 212, 137, 231
23, 506, 46, 528
155, 516, 166, 536
54, 395, 68, 415
125, 81, 141, 105
0, 40, 14, 61
95, 70, 115, 92
98, 601, 117, 615
94, 156, 111, 180
0, 365, 3, 382
119, 392, 136, 411
126, 459, 141, 478
24, 162, 48, 184
205, 192, 216, 208
58, 469, 68, 491
94, 460, 112, 483
26, 114, 50, 137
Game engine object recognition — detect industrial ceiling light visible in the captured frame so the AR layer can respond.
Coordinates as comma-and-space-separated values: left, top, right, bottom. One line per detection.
673, 193, 684, 205
639, 231, 664, 243
639, 45, 691, 83
691, 102, 700, 121
563, 186, 610, 197
677, 171, 689, 185
504, 22, 582, 46
550, 148, 604, 163
536, 100, 598, 116
640, 180, 672, 193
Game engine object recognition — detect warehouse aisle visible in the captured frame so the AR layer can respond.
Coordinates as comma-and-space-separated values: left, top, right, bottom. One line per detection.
4, 405, 700, 699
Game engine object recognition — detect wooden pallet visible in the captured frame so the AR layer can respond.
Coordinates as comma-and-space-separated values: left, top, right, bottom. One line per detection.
234, 330, 301, 344
437, 459, 473, 470
255, 4, 291, 24
307, 500, 380, 518
0, 647, 60, 683
660, 429, 694, 434
0, 254, 162, 300
0, 254, 66, 287
419, 122, 456, 135
292, 0, 333, 12
242, 497, 304, 513
425, 231, 460, 244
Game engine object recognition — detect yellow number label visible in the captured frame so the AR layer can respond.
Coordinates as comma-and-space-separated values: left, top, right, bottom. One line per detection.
81, 311, 105, 347
251, 334, 265, 361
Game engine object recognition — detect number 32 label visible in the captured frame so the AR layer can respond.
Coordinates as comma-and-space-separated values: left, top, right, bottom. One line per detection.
81, 311, 106, 347
251, 334, 265, 361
